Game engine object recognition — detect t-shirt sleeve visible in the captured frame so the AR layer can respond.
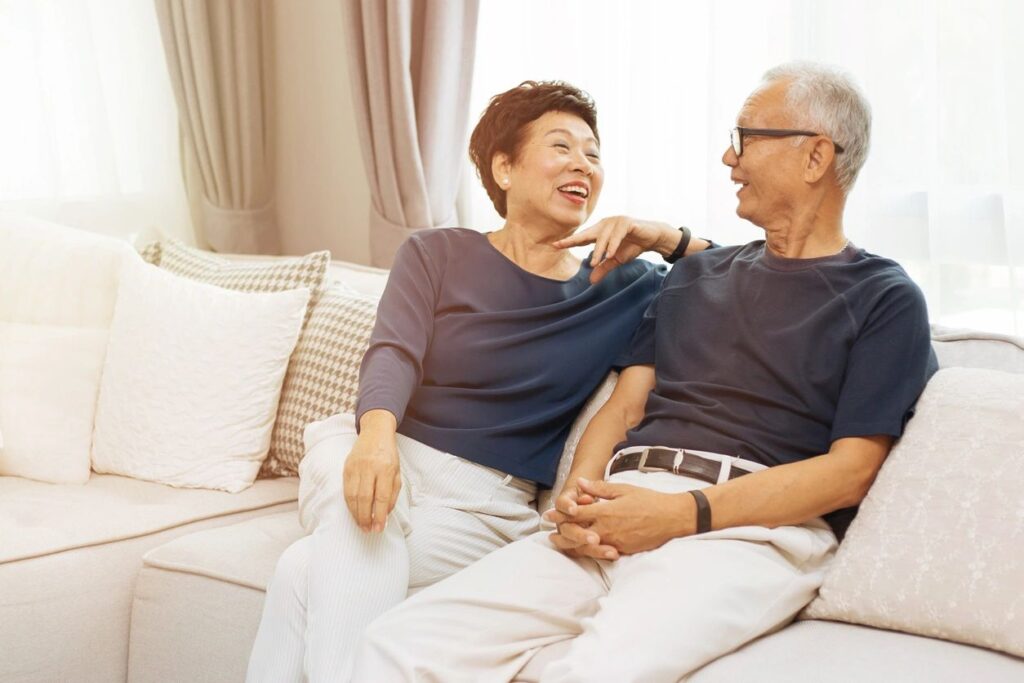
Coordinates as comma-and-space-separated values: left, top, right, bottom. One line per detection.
613, 283, 659, 369
355, 235, 442, 427
830, 278, 937, 441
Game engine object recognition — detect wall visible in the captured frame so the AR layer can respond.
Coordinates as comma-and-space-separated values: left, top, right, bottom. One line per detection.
272, 0, 371, 265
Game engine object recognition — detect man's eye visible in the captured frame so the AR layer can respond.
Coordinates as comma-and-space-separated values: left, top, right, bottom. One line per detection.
554, 142, 570, 151
586, 152, 601, 161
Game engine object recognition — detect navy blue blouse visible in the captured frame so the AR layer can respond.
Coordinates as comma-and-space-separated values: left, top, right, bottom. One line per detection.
356, 228, 665, 487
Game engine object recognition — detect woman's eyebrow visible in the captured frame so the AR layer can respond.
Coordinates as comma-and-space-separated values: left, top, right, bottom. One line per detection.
543, 128, 598, 145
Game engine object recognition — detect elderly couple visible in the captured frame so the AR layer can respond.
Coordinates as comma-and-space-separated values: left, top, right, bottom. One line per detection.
247, 62, 936, 682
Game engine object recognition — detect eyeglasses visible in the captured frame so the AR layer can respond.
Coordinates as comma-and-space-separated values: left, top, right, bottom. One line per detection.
730, 127, 845, 157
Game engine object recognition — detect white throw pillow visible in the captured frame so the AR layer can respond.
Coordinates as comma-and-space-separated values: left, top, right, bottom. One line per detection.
91, 257, 310, 492
802, 367, 1024, 658
0, 214, 134, 483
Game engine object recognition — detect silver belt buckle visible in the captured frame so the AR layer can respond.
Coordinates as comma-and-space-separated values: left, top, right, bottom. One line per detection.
637, 447, 677, 474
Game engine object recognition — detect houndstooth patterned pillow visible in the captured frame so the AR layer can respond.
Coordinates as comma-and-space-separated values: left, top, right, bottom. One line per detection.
138, 238, 332, 475
139, 241, 162, 265
141, 239, 329, 309
265, 285, 379, 476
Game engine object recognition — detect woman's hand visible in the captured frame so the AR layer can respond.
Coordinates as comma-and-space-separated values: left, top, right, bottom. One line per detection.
543, 477, 621, 560
553, 216, 679, 284
343, 410, 401, 532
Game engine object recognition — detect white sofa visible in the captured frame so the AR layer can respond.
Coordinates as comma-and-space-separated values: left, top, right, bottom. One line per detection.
2, 227, 1023, 682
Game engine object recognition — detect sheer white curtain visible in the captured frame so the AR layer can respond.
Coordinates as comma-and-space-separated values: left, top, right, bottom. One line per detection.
0, 0, 191, 245
462, 0, 1024, 335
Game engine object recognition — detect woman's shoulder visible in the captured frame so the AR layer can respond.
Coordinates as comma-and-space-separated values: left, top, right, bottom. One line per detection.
402, 227, 489, 260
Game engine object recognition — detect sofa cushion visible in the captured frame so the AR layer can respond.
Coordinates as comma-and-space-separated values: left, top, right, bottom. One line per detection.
0, 214, 134, 484
128, 512, 305, 683
803, 367, 1024, 658
688, 620, 1023, 682
0, 474, 299, 564
0, 474, 298, 683
513, 621, 1023, 682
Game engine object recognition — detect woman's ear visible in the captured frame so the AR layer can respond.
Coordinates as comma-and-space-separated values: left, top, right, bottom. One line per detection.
491, 153, 511, 190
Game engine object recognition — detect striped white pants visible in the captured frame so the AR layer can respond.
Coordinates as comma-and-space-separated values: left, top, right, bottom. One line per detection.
245, 413, 540, 682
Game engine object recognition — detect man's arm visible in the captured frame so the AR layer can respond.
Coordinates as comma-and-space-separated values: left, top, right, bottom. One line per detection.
563, 435, 893, 556
545, 364, 655, 559
697, 435, 892, 532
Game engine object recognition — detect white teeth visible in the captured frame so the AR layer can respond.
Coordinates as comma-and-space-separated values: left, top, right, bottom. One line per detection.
560, 185, 588, 197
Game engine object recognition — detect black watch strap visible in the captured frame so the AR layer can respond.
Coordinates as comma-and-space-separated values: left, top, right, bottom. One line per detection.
664, 226, 692, 264
689, 489, 712, 534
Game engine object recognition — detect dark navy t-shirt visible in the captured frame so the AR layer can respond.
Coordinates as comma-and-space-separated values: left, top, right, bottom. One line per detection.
356, 228, 666, 488
619, 240, 937, 538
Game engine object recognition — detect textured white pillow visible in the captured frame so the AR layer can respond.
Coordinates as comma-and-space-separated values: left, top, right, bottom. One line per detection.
803, 367, 1024, 658
0, 214, 134, 483
91, 258, 310, 492
538, 372, 619, 514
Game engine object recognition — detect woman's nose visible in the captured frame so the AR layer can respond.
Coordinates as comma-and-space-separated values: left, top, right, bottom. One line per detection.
570, 150, 594, 175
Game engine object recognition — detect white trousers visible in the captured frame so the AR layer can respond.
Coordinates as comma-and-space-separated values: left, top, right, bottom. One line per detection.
352, 467, 838, 683
245, 413, 540, 683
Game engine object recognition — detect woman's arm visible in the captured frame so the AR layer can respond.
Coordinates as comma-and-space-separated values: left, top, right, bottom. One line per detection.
346, 236, 443, 532
553, 216, 713, 284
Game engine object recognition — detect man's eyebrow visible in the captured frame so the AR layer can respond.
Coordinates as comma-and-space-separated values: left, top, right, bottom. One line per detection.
544, 128, 599, 146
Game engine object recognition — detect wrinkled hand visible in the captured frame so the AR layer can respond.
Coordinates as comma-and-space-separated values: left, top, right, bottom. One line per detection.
548, 478, 693, 556
543, 478, 621, 560
553, 216, 676, 284
342, 434, 401, 533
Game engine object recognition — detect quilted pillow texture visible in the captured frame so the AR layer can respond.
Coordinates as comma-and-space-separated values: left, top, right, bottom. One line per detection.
91, 257, 310, 492
803, 367, 1024, 658
140, 239, 331, 476
0, 214, 134, 483
267, 284, 379, 476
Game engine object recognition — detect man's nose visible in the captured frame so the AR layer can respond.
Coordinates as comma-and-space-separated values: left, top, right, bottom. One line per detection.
722, 144, 738, 167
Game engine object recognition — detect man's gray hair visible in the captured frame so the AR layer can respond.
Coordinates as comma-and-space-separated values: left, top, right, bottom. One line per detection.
761, 62, 871, 193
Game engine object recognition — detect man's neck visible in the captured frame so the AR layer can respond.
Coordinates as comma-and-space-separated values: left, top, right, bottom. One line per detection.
762, 198, 847, 259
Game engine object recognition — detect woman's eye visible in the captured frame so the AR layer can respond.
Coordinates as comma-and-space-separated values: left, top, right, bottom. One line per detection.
586, 152, 601, 161
554, 142, 570, 151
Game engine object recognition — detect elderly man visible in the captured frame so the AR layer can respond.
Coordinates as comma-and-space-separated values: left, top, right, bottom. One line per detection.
348, 62, 937, 683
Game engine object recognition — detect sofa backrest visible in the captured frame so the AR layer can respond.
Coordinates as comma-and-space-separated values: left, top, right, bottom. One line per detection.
931, 325, 1024, 374
325, 258, 1024, 376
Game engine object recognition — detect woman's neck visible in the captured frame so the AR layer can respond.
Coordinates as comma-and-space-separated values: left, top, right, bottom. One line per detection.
488, 218, 581, 280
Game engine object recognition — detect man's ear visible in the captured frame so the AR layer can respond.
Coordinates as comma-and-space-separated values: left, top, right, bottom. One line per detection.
491, 152, 512, 190
804, 138, 836, 184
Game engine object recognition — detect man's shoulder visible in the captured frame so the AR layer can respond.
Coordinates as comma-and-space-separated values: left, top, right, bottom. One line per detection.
836, 249, 931, 328
847, 248, 925, 297
663, 241, 757, 283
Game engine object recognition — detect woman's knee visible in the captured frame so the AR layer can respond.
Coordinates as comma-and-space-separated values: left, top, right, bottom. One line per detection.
298, 416, 359, 532
269, 537, 311, 604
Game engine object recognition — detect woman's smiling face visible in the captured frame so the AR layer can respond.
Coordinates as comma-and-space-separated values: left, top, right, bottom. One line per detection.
497, 110, 604, 231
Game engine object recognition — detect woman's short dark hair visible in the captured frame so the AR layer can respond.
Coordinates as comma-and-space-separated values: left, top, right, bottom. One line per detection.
469, 81, 599, 218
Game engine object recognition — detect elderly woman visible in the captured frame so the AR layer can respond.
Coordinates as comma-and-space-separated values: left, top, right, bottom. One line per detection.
246, 81, 707, 682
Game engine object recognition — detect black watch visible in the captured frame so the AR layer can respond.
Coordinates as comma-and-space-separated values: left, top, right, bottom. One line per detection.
664, 226, 692, 264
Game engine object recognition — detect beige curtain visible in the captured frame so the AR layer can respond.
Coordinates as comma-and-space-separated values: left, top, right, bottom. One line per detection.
342, 0, 479, 267
154, 0, 276, 254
